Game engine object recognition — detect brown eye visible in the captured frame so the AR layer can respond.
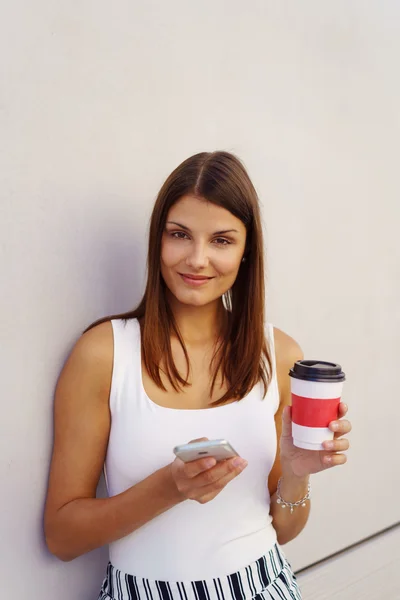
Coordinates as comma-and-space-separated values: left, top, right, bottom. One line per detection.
171, 231, 189, 240
213, 238, 231, 245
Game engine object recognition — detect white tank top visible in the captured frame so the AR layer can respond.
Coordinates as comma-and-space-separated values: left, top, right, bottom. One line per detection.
105, 319, 280, 581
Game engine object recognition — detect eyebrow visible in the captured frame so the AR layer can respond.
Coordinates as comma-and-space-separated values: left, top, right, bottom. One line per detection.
166, 221, 239, 235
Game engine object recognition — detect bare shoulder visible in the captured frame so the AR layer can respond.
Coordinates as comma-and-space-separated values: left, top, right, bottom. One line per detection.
74, 320, 113, 363
57, 320, 114, 400
273, 327, 304, 368
273, 327, 304, 400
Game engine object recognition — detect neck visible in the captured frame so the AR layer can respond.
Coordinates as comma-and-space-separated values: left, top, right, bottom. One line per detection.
166, 293, 227, 346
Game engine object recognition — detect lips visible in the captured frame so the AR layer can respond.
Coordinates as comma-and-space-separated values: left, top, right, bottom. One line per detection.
179, 273, 214, 286
179, 273, 212, 280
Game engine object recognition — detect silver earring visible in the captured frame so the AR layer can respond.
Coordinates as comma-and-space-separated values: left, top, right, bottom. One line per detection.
242, 257, 246, 263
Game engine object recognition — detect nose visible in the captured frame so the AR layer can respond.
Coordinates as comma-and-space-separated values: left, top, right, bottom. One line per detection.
185, 241, 209, 270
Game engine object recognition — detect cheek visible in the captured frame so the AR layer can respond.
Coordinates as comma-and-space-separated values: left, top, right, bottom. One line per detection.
215, 252, 242, 275
161, 240, 182, 267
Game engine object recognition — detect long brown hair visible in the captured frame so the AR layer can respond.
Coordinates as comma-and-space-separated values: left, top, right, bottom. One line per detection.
86, 151, 272, 405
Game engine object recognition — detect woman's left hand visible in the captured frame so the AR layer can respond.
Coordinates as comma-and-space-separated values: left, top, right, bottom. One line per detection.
279, 403, 352, 479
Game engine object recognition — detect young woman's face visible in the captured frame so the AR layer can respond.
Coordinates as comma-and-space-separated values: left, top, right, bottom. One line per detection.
161, 195, 247, 307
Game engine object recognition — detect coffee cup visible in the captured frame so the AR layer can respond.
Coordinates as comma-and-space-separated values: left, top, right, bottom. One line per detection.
289, 360, 346, 451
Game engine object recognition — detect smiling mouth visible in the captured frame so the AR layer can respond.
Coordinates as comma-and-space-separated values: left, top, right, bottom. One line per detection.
179, 273, 214, 286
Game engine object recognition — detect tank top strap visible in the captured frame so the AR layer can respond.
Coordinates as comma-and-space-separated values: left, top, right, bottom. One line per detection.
110, 318, 142, 412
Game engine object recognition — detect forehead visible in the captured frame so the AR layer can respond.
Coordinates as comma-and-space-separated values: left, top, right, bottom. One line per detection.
167, 195, 246, 233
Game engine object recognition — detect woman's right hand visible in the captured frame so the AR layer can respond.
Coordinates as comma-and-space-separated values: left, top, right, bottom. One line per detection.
170, 441, 248, 504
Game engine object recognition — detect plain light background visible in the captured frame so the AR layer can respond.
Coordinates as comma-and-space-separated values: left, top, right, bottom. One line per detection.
1, 1, 399, 598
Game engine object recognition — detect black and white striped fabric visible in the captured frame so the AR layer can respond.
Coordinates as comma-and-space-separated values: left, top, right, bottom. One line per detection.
98, 544, 302, 600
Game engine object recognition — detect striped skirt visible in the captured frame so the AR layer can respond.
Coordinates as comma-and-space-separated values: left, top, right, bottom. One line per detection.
98, 544, 302, 600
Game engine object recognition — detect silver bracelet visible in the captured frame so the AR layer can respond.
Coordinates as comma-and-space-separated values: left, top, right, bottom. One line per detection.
276, 477, 311, 514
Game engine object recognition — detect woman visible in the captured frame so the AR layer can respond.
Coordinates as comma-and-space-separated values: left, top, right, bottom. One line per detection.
44, 151, 351, 599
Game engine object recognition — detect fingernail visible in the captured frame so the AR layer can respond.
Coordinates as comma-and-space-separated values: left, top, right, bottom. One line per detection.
331, 423, 339, 431
233, 457, 247, 468
325, 456, 332, 464
324, 441, 334, 450
205, 458, 216, 468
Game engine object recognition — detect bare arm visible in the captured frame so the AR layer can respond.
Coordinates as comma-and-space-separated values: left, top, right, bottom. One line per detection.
267, 328, 310, 545
44, 322, 246, 561
44, 322, 181, 560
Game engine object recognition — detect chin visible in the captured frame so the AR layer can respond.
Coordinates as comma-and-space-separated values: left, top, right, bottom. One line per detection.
178, 293, 212, 307
169, 287, 217, 307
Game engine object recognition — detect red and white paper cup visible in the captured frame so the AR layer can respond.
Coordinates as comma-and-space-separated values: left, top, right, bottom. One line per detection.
289, 360, 346, 451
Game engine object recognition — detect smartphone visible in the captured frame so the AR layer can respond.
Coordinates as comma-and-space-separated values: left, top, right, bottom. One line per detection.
173, 439, 239, 463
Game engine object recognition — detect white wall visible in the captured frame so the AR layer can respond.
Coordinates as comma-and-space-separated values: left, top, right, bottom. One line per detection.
1, 1, 399, 597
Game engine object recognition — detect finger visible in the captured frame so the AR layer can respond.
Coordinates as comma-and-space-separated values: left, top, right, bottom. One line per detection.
195, 458, 248, 499
322, 453, 348, 468
182, 456, 217, 478
188, 437, 209, 443
322, 438, 350, 452
337, 403, 348, 418
329, 419, 352, 437
193, 456, 248, 489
